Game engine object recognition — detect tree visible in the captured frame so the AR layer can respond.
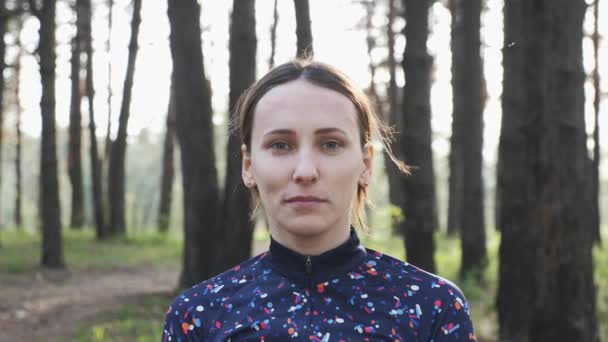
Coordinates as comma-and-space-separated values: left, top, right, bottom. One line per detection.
83, 0, 106, 239
167, 0, 220, 287
497, 0, 597, 340
449, 0, 486, 278
268, 0, 278, 69
67, 0, 85, 229
214, 0, 257, 274
591, 0, 601, 244
399, 0, 436, 273
14, 17, 23, 228
0, 0, 7, 231
108, 0, 142, 236
385, 0, 405, 234
294, 0, 313, 58
29, 0, 65, 268
157, 82, 176, 233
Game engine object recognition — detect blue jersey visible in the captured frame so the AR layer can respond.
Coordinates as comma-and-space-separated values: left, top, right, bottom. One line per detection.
162, 229, 477, 341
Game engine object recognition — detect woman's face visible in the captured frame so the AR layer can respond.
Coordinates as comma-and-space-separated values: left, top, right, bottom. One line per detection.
242, 79, 373, 244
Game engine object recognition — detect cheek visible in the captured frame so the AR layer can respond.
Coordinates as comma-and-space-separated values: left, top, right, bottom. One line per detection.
251, 156, 287, 195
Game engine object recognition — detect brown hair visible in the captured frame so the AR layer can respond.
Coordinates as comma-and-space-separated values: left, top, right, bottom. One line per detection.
231, 59, 410, 233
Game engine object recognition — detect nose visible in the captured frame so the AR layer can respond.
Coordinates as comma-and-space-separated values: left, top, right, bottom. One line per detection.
292, 151, 319, 184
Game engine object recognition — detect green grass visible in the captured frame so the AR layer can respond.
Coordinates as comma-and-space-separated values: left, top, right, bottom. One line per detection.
71, 293, 176, 342
0, 228, 181, 273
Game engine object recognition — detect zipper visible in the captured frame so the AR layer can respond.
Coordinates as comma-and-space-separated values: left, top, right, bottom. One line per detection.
305, 256, 314, 338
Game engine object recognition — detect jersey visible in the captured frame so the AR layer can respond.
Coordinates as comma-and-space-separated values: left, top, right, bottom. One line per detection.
162, 228, 477, 341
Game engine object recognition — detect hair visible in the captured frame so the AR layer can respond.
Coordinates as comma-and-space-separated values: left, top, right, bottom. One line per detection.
231, 59, 410, 233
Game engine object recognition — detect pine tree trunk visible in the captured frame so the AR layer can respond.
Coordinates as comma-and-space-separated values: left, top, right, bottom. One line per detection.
385, 0, 404, 235
591, 0, 601, 244
268, 0, 278, 69
157, 82, 176, 233
293, 0, 313, 58
37, 0, 65, 268
105, 0, 113, 164
168, 0, 220, 287
0, 1, 7, 230
400, 0, 436, 273
82, 0, 106, 239
13, 15, 23, 229
215, 0, 257, 274
451, 0, 486, 278
68, 0, 85, 229
108, 0, 142, 236
497, 1, 597, 340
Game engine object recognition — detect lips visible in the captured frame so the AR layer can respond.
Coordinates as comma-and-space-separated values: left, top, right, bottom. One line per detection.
285, 195, 326, 203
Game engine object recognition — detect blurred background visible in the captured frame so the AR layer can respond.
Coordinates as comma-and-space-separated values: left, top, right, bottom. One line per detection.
0, 0, 606, 341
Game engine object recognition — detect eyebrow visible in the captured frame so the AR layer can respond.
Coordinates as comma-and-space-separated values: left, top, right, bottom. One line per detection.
263, 127, 349, 137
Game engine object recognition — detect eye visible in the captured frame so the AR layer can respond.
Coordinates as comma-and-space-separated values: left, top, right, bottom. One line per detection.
322, 140, 342, 151
269, 141, 291, 151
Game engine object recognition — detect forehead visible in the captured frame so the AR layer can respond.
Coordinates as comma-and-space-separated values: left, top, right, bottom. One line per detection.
252, 79, 359, 137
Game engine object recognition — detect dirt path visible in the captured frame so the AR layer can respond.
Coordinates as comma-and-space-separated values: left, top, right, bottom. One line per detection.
0, 264, 179, 342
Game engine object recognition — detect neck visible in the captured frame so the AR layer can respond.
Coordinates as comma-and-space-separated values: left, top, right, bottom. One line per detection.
269, 223, 351, 256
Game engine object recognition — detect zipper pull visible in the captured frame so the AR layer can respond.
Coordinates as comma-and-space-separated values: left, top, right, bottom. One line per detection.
306, 256, 312, 274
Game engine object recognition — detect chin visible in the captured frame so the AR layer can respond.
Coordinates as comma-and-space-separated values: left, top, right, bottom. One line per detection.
278, 217, 334, 237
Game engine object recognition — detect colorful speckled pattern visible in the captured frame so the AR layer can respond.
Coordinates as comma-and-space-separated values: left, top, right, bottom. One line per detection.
162, 229, 476, 341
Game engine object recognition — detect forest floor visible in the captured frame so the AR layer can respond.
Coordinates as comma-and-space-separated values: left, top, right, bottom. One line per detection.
0, 263, 178, 342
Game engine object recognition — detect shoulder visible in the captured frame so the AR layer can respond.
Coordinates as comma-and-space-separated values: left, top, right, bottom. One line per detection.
162, 253, 269, 340
365, 249, 477, 341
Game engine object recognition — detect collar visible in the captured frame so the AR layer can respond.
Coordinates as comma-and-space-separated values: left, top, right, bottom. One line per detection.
266, 227, 367, 284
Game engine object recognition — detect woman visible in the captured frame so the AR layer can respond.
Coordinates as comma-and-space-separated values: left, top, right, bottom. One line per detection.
162, 60, 476, 341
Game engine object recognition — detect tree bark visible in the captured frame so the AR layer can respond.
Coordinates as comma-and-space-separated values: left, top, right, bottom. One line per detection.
108, 0, 142, 236
105, 0, 113, 164
385, 0, 404, 235
591, 0, 601, 244
214, 0, 257, 274
268, 0, 278, 69
399, 0, 436, 273
293, 0, 313, 58
68, 0, 85, 229
14, 24, 23, 229
450, 0, 486, 278
36, 0, 65, 268
497, 1, 597, 340
0, 0, 7, 230
82, 0, 106, 239
168, 0, 220, 287
157, 81, 176, 233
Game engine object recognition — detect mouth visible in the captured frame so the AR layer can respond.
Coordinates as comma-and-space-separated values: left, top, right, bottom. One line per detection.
285, 195, 327, 203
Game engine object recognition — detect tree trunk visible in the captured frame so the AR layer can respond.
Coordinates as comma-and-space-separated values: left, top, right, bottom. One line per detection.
214, 0, 257, 274
82, 0, 106, 240
268, 0, 278, 69
168, 0, 220, 287
68, 0, 85, 229
14, 26, 23, 229
157, 81, 176, 233
37, 0, 65, 268
447, 0, 463, 238
105, 0, 113, 164
108, 0, 142, 236
497, 1, 597, 340
293, 0, 313, 58
399, 0, 436, 273
385, 0, 404, 235
591, 0, 601, 244
450, 0, 486, 278
0, 0, 7, 230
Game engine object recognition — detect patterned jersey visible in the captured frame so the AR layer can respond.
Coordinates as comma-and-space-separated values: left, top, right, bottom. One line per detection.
162, 229, 477, 341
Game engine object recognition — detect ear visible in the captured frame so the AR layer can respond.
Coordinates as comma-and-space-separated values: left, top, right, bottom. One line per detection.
242, 144, 255, 188
360, 143, 374, 186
